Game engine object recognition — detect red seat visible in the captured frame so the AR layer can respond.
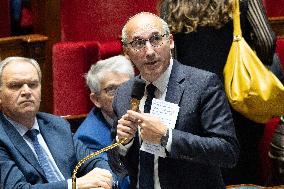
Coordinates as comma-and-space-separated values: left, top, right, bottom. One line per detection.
52, 0, 159, 116
263, 0, 284, 17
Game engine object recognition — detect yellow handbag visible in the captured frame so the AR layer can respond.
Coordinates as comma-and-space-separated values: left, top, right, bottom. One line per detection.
223, 0, 284, 123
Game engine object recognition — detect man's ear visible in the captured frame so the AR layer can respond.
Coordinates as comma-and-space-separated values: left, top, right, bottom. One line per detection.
90, 93, 101, 108
169, 34, 174, 50
123, 48, 130, 59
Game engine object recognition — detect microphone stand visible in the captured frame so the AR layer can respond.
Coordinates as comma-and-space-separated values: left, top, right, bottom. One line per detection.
72, 138, 127, 189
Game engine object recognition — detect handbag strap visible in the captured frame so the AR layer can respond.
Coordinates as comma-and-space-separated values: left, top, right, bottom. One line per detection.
233, 0, 242, 39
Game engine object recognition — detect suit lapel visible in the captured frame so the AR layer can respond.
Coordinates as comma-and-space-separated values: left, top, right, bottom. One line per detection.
38, 118, 69, 178
165, 60, 186, 105
0, 113, 45, 178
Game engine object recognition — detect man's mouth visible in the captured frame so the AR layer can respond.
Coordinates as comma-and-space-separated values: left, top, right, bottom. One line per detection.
21, 100, 34, 104
146, 61, 158, 65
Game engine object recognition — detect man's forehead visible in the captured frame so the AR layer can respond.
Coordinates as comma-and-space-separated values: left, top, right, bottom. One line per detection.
3, 61, 33, 70
126, 14, 162, 37
2, 61, 39, 79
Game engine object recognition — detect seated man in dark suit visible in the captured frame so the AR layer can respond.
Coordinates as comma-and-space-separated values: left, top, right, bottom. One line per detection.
74, 55, 134, 188
0, 56, 113, 189
114, 12, 239, 189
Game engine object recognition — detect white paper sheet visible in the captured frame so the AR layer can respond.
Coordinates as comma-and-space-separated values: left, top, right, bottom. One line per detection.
140, 98, 179, 157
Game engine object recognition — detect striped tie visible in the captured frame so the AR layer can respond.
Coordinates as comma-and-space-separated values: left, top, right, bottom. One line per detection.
25, 129, 59, 183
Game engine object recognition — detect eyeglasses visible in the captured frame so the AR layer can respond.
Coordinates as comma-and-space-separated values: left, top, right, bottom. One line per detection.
126, 33, 169, 51
101, 85, 119, 96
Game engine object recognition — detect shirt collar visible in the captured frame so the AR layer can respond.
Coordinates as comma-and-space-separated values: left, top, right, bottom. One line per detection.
142, 58, 173, 93
3, 114, 39, 137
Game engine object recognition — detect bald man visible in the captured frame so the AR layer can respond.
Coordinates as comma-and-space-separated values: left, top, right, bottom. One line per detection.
113, 12, 239, 189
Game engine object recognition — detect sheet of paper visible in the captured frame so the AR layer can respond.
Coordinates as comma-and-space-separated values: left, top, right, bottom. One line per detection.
140, 98, 179, 157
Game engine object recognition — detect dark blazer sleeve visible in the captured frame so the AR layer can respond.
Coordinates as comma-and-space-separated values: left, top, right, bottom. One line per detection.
169, 72, 239, 168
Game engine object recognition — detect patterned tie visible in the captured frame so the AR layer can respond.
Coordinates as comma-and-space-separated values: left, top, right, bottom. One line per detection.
139, 83, 156, 188
25, 129, 59, 183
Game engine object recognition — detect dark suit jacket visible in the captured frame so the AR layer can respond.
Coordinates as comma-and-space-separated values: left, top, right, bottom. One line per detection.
0, 112, 110, 189
113, 60, 239, 189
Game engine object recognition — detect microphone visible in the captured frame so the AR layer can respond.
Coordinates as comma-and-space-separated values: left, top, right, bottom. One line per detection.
131, 78, 146, 112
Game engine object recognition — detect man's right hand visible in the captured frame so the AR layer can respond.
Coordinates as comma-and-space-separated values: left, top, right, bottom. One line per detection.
116, 112, 139, 144
77, 167, 112, 189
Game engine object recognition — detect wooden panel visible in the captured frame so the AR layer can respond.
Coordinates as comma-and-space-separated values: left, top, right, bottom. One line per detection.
30, 0, 61, 113
62, 114, 87, 133
0, 34, 48, 61
269, 16, 284, 36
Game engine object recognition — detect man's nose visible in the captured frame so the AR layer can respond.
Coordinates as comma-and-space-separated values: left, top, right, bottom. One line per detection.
21, 84, 32, 95
145, 41, 155, 55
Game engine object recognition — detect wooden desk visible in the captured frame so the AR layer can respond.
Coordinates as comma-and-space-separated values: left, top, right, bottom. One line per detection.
62, 114, 87, 133
226, 184, 284, 188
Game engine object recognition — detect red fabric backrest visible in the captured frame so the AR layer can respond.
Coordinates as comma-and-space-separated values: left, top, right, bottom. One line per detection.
52, 41, 100, 115
0, 0, 11, 37
60, 0, 159, 42
259, 117, 281, 182
263, 0, 284, 17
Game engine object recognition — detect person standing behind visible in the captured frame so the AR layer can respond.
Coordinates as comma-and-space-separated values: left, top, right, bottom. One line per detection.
114, 12, 239, 189
158, 0, 282, 185
0, 57, 113, 189
159, 0, 278, 80
74, 55, 135, 189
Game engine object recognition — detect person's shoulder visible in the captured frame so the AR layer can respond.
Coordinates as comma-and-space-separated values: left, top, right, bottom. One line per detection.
75, 109, 100, 134
174, 60, 222, 86
175, 60, 217, 78
36, 112, 69, 126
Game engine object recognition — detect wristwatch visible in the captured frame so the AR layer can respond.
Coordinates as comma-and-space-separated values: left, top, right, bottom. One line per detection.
160, 128, 169, 147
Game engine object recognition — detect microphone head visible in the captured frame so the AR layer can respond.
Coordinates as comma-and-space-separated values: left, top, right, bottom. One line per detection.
131, 78, 146, 100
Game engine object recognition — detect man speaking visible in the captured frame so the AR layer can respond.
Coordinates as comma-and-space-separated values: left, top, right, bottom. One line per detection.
114, 12, 239, 189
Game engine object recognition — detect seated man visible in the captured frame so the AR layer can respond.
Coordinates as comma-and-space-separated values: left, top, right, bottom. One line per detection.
74, 55, 135, 188
0, 57, 113, 189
